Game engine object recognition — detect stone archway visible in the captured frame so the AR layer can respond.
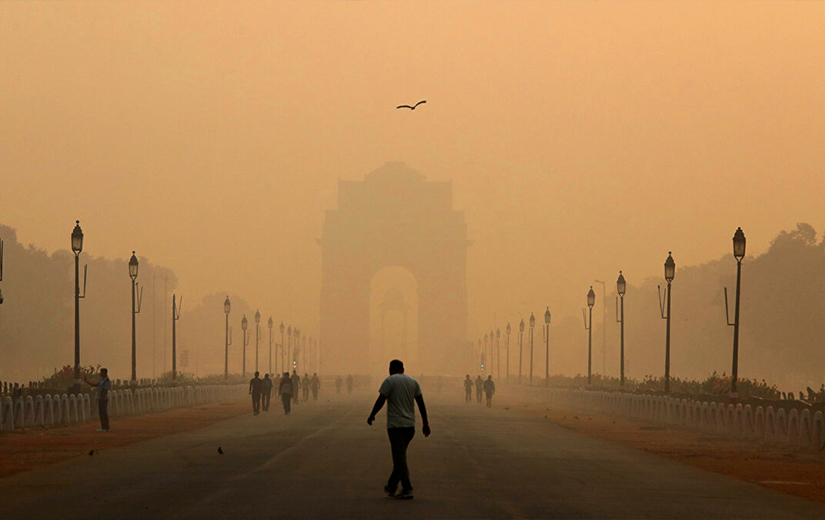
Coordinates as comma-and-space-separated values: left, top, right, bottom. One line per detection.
319, 162, 469, 375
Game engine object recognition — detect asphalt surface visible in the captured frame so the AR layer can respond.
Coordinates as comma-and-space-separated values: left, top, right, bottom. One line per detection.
2, 389, 825, 519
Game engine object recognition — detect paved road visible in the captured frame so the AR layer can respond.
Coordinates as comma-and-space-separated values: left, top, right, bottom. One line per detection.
2, 390, 825, 519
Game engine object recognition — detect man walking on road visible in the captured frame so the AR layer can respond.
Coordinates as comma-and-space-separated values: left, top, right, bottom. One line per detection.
291, 370, 301, 405
302, 373, 311, 402
475, 375, 483, 404
346, 374, 354, 394
367, 359, 430, 500
262, 373, 273, 411
463, 375, 473, 403
310, 373, 321, 400
483, 375, 496, 407
335, 375, 343, 394
249, 371, 263, 415
278, 372, 293, 415
84, 367, 111, 432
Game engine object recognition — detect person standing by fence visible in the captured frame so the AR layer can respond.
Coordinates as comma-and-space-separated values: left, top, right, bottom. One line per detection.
84, 368, 111, 432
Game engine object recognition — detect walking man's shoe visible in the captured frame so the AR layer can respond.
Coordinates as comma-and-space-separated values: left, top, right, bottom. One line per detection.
395, 490, 414, 500
384, 485, 396, 497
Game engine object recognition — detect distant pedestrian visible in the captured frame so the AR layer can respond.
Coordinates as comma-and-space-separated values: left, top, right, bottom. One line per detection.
249, 371, 263, 415
346, 374, 354, 394
302, 373, 311, 402
291, 370, 301, 404
262, 373, 274, 412
278, 372, 293, 415
310, 373, 321, 400
367, 359, 430, 500
483, 375, 496, 407
84, 368, 111, 432
335, 375, 343, 394
463, 375, 473, 403
475, 375, 483, 404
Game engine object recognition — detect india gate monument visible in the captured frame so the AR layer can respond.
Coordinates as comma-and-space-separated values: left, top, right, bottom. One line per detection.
319, 162, 469, 375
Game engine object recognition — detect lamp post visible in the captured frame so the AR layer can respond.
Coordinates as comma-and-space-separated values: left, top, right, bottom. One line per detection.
287, 326, 292, 371
279, 321, 285, 374
583, 286, 595, 385
594, 279, 607, 375
725, 228, 746, 397
484, 333, 489, 375
658, 252, 676, 394
505, 323, 511, 383
544, 307, 551, 387
254, 310, 261, 372
241, 315, 248, 377
172, 294, 182, 380
129, 251, 142, 383
268, 316, 274, 375
529, 313, 535, 385
495, 328, 501, 381
223, 296, 231, 380
616, 272, 626, 386
71, 221, 86, 393
518, 319, 525, 385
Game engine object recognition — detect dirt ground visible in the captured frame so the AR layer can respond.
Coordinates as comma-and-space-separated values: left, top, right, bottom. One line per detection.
512, 399, 825, 505
0, 401, 248, 479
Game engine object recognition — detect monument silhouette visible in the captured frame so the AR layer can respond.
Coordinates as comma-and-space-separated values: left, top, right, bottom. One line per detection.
319, 162, 469, 375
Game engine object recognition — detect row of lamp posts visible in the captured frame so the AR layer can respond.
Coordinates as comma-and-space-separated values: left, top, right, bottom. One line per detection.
488, 227, 745, 398
221, 296, 318, 380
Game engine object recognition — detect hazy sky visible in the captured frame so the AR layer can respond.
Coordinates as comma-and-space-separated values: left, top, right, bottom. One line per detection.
2, 1, 824, 343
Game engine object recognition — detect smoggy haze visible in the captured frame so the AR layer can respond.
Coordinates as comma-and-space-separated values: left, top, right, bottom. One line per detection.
2, 1, 825, 379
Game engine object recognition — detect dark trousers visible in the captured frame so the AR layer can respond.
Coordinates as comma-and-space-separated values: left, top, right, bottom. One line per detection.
485, 392, 493, 407
98, 399, 109, 430
281, 394, 292, 414
262, 390, 271, 411
465, 388, 472, 403
312, 388, 318, 400
387, 427, 415, 492
476, 388, 482, 403
251, 392, 261, 414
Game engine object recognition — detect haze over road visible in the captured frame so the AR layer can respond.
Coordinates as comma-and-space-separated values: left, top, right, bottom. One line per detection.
1, 392, 823, 519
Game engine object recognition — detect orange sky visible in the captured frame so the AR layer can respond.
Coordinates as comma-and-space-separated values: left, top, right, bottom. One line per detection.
2, 1, 824, 345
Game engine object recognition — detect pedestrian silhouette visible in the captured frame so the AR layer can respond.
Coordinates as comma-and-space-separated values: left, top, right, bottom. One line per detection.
463, 375, 473, 403
335, 375, 343, 394
367, 359, 430, 500
279, 372, 294, 415
483, 375, 496, 407
249, 371, 262, 415
475, 375, 483, 404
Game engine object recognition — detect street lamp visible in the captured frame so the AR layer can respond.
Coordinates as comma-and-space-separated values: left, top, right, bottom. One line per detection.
241, 314, 249, 377
71, 221, 87, 393
279, 321, 285, 374
484, 333, 489, 375
616, 271, 626, 386
254, 310, 261, 372
725, 228, 746, 397
529, 313, 535, 385
224, 296, 231, 380
287, 325, 293, 372
583, 286, 595, 385
518, 319, 525, 385
658, 252, 675, 394
172, 294, 182, 380
505, 323, 511, 383
268, 316, 274, 375
495, 328, 501, 381
129, 251, 143, 383
544, 307, 551, 387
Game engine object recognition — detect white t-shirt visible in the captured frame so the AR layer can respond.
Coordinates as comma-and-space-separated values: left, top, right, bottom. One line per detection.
378, 373, 422, 429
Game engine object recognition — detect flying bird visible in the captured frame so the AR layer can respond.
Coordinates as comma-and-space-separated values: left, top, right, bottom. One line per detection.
88, 450, 94, 456
217, 447, 223, 455
396, 100, 426, 110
